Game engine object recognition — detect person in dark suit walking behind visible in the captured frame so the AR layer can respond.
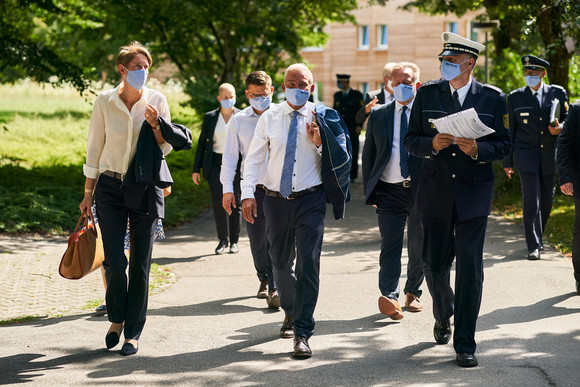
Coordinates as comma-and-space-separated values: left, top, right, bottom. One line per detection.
502, 55, 568, 260
192, 83, 241, 255
405, 32, 511, 367
355, 62, 396, 126
333, 74, 364, 182
557, 101, 580, 295
362, 62, 425, 321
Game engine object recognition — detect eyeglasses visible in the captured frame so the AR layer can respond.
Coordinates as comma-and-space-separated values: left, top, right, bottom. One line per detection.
247, 92, 271, 99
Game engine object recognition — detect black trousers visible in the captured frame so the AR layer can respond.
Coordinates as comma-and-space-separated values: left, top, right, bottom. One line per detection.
208, 152, 241, 243
245, 187, 275, 290
421, 210, 487, 355
349, 129, 360, 181
95, 174, 158, 340
519, 171, 555, 252
573, 191, 580, 282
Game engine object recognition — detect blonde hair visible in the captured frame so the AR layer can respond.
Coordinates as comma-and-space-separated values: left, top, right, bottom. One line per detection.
382, 62, 397, 79
391, 62, 421, 83
116, 41, 152, 69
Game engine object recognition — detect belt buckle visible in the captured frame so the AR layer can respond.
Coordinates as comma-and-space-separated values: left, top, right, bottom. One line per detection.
119, 173, 125, 182
402, 180, 411, 188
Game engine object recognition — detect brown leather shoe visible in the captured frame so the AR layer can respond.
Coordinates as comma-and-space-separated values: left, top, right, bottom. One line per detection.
267, 289, 280, 309
405, 293, 423, 312
378, 296, 404, 320
293, 336, 312, 358
280, 315, 294, 338
257, 279, 268, 299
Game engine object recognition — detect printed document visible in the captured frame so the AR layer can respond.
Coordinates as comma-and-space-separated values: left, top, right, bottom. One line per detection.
433, 108, 495, 139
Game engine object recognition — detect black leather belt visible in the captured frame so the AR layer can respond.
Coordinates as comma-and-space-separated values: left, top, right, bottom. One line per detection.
264, 184, 323, 200
102, 170, 125, 181
256, 184, 266, 191
391, 180, 411, 188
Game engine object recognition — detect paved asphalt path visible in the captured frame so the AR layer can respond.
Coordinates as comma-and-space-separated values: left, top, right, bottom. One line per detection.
0, 180, 579, 386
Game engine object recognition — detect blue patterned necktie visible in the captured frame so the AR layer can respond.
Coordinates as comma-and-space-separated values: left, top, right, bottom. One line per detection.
280, 110, 299, 198
400, 106, 409, 179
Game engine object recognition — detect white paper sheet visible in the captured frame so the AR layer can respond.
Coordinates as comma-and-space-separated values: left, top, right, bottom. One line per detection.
433, 108, 495, 139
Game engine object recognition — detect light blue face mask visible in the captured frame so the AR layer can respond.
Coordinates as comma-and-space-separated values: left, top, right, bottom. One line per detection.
336, 81, 345, 90
524, 75, 541, 88
249, 95, 272, 112
220, 98, 236, 109
285, 88, 310, 106
126, 68, 148, 90
440, 59, 469, 81
392, 84, 415, 102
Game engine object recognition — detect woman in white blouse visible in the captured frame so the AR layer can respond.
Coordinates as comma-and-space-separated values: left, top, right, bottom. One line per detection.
79, 41, 171, 356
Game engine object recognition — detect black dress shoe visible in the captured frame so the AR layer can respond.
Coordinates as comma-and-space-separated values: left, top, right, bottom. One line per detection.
229, 243, 239, 254
280, 315, 294, 338
527, 249, 541, 260
433, 320, 451, 344
293, 336, 312, 358
105, 325, 123, 349
456, 352, 478, 367
215, 240, 228, 255
576, 280, 580, 296
121, 342, 138, 356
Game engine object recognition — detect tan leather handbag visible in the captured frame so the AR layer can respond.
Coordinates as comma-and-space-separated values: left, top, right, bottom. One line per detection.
59, 212, 104, 279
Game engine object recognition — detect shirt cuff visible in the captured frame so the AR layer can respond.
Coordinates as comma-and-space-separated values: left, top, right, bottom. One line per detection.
241, 187, 255, 201
83, 164, 99, 179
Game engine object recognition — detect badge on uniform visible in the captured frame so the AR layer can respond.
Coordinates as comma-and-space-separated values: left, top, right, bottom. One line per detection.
523, 119, 528, 124
503, 114, 509, 129
565, 101, 569, 111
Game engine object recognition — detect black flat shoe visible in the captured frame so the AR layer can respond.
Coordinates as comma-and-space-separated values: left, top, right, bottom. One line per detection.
105, 327, 122, 349
121, 342, 138, 356
456, 352, 478, 367
433, 320, 452, 344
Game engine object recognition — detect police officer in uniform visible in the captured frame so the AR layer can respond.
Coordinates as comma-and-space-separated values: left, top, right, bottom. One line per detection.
405, 32, 511, 367
502, 55, 568, 260
333, 74, 364, 181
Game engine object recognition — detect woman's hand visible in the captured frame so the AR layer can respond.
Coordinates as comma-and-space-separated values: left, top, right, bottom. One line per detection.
145, 104, 160, 128
79, 192, 93, 214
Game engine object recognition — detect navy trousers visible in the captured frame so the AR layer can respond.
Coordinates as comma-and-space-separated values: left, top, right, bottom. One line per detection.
375, 180, 424, 300
421, 211, 487, 355
519, 171, 555, 252
95, 174, 158, 340
263, 190, 326, 339
245, 187, 275, 291
573, 191, 580, 282
208, 152, 241, 243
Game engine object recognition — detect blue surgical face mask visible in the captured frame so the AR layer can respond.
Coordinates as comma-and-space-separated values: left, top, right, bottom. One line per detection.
392, 84, 415, 102
337, 81, 345, 90
220, 98, 236, 109
440, 59, 469, 81
249, 95, 271, 112
125, 68, 148, 90
524, 75, 541, 88
285, 88, 310, 106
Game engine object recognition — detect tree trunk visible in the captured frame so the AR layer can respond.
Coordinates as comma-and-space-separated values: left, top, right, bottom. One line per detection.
537, 2, 570, 93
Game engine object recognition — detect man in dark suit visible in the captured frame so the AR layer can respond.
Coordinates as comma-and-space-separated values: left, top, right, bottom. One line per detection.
192, 83, 241, 254
405, 32, 511, 367
556, 102, 580, 295
333, 74, 364, 181
502, 55, 568, 260
355, 62, 396, 126
362, 62, 425, 321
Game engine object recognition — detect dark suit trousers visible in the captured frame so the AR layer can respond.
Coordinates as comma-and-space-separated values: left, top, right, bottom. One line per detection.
375, 181, 424, 299
573, 192, 580, 282
519, 171, 555, 252
349, 129, 360, 181
263, 190, 326, 339
245, 187, 275, 290
208, 152, 241, 243
421, 211, 487, 355
95, 174, 157, 340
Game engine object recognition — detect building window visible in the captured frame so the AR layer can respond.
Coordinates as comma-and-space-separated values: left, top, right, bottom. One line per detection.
377, 25, 388, 49
448, 22, 458, 34
360, 82, 369, 95
359, 25, 369, 49
469, 22, 478, 42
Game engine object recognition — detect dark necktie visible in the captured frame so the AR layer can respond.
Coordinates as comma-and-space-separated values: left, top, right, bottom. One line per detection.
453, 90, 462, 111
534, 91, 542, 108
280, 110, 299, 198
400, 106, 409, 179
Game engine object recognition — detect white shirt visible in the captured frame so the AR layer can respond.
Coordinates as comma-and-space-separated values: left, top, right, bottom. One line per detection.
384, 89, 394, 103
212, 113, 228, 154
380, 99, 414, 183
241, 101, 322, 200
449, 77, 473, 106
220, 105, 270, 193
83, 85, 172, 179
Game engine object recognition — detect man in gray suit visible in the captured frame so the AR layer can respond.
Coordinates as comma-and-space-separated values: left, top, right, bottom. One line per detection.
362, 62, 424, 320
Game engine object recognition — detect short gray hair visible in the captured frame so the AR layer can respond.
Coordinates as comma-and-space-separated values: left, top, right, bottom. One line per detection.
284, 63, 313, 85
391, 62, 421, 83
382, 62, 397, 78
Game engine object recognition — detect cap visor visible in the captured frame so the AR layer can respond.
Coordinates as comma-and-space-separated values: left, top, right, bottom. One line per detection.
438, 49, 462, 56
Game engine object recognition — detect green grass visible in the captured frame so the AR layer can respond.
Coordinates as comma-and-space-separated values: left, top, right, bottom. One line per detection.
0, 80, 211, 235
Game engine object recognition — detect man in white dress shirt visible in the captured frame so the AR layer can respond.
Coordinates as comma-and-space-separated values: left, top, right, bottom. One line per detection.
221, 71, 279, 309
241, 63, 326, 358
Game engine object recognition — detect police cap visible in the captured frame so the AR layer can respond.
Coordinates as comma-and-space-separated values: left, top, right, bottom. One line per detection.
336, 74, 351, 80
439, 32, 485, 58
521, 55, 549, 70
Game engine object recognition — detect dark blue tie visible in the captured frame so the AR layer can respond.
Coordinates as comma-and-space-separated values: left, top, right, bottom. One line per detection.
280, 110, 299, 198
453, 90, 462, 111
400, 106, 409, 179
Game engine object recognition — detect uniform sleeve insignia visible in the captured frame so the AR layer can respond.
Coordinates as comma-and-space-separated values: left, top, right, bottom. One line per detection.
503, 114, 509, 129
565, 101, 569, 111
